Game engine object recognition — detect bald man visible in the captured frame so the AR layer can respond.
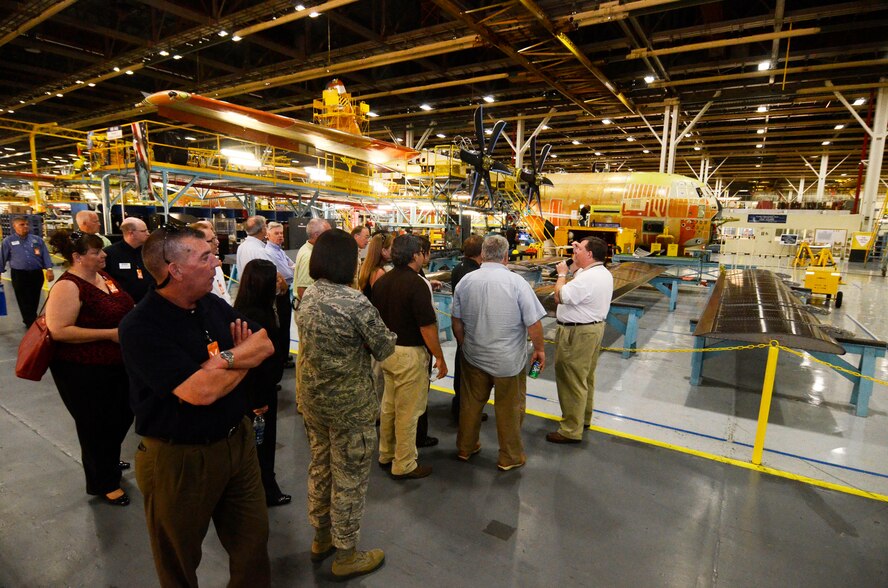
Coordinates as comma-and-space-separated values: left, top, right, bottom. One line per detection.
104, 217, 154, 302
75, 210, 111, 247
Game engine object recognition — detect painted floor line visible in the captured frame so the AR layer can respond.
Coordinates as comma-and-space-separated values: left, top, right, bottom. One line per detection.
429, 386, 888, 501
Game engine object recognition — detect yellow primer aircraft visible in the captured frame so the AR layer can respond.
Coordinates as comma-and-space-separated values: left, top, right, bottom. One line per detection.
530, 171, 721, 253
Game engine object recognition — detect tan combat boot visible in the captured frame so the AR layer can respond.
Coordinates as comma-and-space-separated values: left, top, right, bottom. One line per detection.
310, 528, 335, 562
331, 547, 385, 579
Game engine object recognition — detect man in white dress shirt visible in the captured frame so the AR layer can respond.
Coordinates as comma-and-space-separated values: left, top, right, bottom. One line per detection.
547, 236, 613, 444
236, 216, 271, 279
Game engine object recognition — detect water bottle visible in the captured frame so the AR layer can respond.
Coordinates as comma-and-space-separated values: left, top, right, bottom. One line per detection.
253, 414, 265, 445
528, 360, 541, 379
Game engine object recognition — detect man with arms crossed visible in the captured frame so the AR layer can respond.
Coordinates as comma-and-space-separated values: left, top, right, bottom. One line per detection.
547, 236, 613, 444
120, 226, 275, 587
451, 235, 546, 471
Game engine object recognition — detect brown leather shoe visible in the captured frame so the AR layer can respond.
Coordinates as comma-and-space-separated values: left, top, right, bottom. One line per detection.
391, 464, 432, 480
546, 431, 581, 444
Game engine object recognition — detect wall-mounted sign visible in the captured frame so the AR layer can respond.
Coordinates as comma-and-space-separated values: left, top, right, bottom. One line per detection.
748, 214, 787, 223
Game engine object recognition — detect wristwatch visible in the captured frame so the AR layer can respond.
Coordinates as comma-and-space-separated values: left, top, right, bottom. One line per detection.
219, 350, 235, 369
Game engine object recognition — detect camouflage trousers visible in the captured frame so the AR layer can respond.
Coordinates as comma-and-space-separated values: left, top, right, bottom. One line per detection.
303, 419, 376, 550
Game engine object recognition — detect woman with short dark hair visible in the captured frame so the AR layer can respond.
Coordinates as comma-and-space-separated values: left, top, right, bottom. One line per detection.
233, 258, 291, 507
45, 229, 135, 506
297, 228, 397, 579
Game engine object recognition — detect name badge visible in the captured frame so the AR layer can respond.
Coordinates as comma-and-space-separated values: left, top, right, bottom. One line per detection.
119, 262, 131, 269
136, 268, 143, 279
207, 341, 220, 358
106, 280, 119, 294
11, 240, 19, 245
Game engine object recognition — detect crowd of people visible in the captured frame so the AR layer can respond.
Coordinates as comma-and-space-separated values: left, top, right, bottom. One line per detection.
3, 211, 614, 585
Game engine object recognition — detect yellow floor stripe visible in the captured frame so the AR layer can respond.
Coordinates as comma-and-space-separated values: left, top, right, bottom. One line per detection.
429, 385, 888, 503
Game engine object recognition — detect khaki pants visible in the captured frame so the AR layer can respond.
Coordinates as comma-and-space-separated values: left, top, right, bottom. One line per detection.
304, 418, 375, 550
135, 417, 270, 588
554, 322, 606, 440
457, 358, 527, 468
378, 345, 430, 475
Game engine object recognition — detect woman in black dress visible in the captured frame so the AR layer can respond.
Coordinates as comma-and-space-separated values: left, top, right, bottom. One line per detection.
234, 258, 291, 506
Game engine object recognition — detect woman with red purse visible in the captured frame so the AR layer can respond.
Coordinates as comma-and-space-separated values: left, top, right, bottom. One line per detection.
45, 230, 135, 506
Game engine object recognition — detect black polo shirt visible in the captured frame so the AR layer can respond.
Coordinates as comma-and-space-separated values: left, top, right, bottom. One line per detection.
119, 289, 260, 443
450, 257, 480, 291
104, 240, 155, 302
371, 266, 436, 347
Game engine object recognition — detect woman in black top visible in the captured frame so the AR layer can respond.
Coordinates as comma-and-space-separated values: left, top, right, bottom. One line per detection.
233, 259, 291, 506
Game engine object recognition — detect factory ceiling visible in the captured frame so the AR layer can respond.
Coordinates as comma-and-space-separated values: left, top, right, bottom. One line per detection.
1, 0, 887, 195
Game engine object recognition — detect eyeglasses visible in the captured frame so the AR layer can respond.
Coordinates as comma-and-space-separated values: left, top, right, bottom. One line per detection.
157, 224, 183, 289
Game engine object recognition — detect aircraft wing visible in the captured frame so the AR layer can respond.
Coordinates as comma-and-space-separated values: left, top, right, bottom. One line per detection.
693, 269, 844, 354
534, 261, 666, 315
139, 91, 420, 165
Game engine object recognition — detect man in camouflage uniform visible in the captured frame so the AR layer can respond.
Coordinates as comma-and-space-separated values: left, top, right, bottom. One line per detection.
296, 228, 397, 579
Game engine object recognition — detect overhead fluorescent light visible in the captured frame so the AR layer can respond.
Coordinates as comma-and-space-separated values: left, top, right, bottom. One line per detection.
834, 124, 845, 130
757, 105, 768, 113
159, 50, 169, 56
88, 83, 96, 87
822, 141, 831, 146
642, 149, 650, 154
757, 60, 770, 71
571, 140, 580, 145
367, 111, 378, 117
756, 144, 763, 148
309, 11, 320, 17
173, 54, 182, 60
550, 153, 557, 158
419, 103, 432, 111
601, 118, 612, 125
436, 133, 446, 139
644, 75, 656, 84
693, 146, 701, 151
541, 125, 550, 130
484, 129, 492, 135
113, 66, 120, 72
853, 98, 866, 106
757, 129, 765, 134
75, 80, 83, 84
295, 4, 306, 10
125, 70, 134, 75
594, 151, 602, 156
184, 136, 197, 141
483, 95, 495, 103
56, 93, 63, 98
232, 35, 242, 42
626, 136, 635, 142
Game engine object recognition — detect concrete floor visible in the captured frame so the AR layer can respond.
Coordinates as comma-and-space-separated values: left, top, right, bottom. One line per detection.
1, 256, 887, 586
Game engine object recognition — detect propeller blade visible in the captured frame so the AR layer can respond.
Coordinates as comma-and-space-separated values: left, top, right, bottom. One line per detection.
536, 189, 543, 214
469, 172, 483, 206
530, 135, 538, 173
482, 172, 495, 200
540, 176, 553, 186
459, 148, 481, 168
488, 120, 507, 153
474, 107, 485, 151
538, 143, 552, 172
491, 160, 512, 174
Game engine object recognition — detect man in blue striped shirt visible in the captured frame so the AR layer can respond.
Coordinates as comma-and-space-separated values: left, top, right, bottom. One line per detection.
0, 217, 54, 327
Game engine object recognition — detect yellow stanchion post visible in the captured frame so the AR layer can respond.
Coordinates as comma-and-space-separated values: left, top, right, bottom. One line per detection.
751, 340, 781, 465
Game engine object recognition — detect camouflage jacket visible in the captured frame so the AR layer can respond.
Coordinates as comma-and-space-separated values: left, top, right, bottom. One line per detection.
296, 279, 396, 427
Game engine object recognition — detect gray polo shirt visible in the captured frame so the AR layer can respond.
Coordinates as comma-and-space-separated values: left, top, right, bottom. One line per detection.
452, 262, 546, 377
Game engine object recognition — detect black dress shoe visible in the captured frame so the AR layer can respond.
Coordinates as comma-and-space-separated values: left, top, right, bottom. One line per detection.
103, 492, 130, 506
118, 461, 131, 470
416, 436, 439, 448
267, 493, 292, 507
378, 461, 392, 471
